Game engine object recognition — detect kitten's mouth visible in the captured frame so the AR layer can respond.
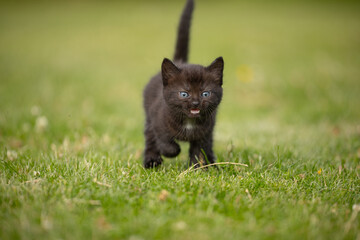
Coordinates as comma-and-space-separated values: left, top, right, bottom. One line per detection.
190, 109, 200, 115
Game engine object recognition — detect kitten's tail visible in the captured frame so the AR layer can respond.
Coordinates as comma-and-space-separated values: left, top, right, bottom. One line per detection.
173, 0, 194, 63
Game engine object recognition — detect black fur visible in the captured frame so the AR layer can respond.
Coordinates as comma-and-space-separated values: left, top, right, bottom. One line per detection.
143, 0, 224, 168
173, 0, 194, 62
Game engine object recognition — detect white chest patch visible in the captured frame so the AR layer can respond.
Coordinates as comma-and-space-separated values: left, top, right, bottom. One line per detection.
185, 122, 194, 130
184, 119, 195, 131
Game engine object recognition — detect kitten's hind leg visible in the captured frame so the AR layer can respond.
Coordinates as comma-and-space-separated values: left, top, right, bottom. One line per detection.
144, 125, 163, 168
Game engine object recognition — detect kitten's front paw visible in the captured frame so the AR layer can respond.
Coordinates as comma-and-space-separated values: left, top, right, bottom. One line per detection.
159, 141, 181, 158
144, 155, 163, 169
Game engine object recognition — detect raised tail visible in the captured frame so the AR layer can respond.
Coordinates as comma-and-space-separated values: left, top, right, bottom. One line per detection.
173, 0, 194, 63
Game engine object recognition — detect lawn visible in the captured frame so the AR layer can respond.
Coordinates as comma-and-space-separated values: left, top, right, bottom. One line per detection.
0, 1, 360, 239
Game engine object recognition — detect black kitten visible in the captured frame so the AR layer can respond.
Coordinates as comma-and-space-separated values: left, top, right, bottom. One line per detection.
143, 0, 224, 168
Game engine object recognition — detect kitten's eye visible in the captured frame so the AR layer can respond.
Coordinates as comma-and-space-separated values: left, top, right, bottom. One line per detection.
179, 91, 190, 98
201, 91, 211, 98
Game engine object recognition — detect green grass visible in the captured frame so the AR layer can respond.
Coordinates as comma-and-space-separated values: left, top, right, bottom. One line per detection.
1, 1, 360, 239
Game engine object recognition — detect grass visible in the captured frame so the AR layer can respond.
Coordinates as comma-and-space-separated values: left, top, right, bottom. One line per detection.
0, 1, 360, 239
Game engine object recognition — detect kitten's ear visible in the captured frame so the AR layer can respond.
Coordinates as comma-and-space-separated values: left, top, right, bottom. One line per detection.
162, 58, 181, 86
206, 57, 224, 85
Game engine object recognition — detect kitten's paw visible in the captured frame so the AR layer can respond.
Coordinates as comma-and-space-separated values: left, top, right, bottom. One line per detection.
144, 155, 163, 169
160, 142, 181, 158
189, 154, 215, 169
189, 160, 218, 170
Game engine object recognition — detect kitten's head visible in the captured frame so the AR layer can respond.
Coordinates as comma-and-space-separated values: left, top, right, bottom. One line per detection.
161, 57, 224, 118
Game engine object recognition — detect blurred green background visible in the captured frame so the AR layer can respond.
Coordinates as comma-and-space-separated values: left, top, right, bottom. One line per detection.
0, 1, 360, 239
1, 1, 359, 145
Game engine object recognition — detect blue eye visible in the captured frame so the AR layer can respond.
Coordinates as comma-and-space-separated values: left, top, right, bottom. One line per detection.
201, 91, 211, 98
179, 91, 190, 98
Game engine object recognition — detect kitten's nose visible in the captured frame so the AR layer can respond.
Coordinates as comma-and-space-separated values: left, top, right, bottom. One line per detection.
192, 100, 200, 107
